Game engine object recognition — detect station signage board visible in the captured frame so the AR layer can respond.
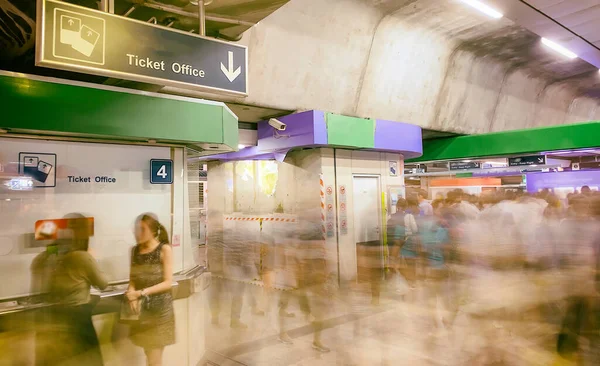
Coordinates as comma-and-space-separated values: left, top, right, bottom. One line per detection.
449, 161, 481, 170
36, 0, 248, 96
508, 155, 546, 167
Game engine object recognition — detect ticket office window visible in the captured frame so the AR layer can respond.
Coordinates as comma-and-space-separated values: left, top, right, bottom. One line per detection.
0, 137, 188, 300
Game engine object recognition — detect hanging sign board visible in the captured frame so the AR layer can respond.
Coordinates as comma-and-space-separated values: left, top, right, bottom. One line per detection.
508, 155, 546, 167
36, 0, 248, 96
449, 161, 481, 170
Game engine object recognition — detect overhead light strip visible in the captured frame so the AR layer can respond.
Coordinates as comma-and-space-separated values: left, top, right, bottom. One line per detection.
541, 38, 577, 59
460, 0, 503, 19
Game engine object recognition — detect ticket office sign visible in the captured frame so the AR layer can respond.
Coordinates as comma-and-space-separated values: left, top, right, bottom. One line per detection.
36, 0, 248, 96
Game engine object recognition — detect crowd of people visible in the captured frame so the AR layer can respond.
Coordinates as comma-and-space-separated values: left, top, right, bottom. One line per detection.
204, 186, 600, 364
381, 186, 600, 364
22, 185, 600, 365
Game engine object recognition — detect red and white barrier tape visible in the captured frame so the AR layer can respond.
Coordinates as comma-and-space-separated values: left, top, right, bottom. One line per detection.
224, 217, 296, 222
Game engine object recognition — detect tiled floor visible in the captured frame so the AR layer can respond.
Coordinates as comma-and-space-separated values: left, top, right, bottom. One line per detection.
204, 271, 574, 366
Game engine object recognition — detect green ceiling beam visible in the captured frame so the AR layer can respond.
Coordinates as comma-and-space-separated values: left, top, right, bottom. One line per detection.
407, 122, 600, 162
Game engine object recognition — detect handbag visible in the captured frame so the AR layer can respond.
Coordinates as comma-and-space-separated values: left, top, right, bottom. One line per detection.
119, 296, 145, 323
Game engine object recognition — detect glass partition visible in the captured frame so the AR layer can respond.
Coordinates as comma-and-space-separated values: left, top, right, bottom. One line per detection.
186, 158, 207, 267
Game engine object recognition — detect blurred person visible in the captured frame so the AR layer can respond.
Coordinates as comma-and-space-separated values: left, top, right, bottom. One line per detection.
420, 200, 451, 330
514, 193, 548, 268
237, 236, 267, 319
248, 233, 276, 316
222, 228, 254, 328
126, 214, 175, 366
398, 198, 420, 289
42, 213, 108, 366
442, 194, 466, 266
277, 229, 308, 346
278, 221, 331, 353
544, 193, 563, 219
386, 198, 408, 286
447, 189, 480, 220
454, 197, 532, 364
536, 194, 564, 269
31, 243, 61, 301
355, 197, 386, 305
479, 193, 495, 211
554, 198, 600, 365
558, 196, 596, 270
581, 185, 592, 197
206, 228, 247, 329
566, 193, 580, 217
466, 194, 481, 209
417, 189, 434, 216
31, 235, 66, 365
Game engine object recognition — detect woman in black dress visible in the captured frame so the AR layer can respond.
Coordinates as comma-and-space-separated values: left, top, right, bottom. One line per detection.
126, 213, 175, 366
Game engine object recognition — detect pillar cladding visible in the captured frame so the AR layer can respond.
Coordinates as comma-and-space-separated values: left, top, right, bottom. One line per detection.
319, 148, 405, 282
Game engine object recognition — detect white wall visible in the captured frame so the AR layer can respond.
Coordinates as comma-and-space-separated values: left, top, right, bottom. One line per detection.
0, 137, 189, 299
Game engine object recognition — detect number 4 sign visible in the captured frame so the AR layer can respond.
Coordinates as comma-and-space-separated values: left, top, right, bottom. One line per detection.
150, 159, 173, 184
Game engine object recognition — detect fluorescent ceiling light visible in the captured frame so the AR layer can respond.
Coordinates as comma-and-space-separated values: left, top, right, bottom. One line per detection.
460, 0, 503, 19
541, 38, 577, 59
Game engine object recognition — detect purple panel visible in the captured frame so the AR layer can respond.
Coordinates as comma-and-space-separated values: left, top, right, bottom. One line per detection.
204, 111, 424, 162
373, 119, 423, 159
313, 110, 328, 145
526, 170, 600, 192
257, 110, 318, 151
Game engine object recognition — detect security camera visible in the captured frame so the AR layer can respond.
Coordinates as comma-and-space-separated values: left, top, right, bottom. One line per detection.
268, 118, 287, 131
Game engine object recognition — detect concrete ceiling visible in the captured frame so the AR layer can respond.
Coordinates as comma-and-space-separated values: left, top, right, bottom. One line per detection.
115, 0, 288, 39
215, 0, 600, 133
167, 0, 600, 127
367, 0, 600, 82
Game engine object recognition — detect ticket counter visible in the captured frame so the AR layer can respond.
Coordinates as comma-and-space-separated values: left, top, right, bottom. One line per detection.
0, 71, 238, 365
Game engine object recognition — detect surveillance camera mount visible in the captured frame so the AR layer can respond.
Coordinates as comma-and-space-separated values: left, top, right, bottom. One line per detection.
273, 129, 290, 139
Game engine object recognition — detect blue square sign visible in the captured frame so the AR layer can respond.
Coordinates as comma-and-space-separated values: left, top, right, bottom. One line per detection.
150, 159, 173, 184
